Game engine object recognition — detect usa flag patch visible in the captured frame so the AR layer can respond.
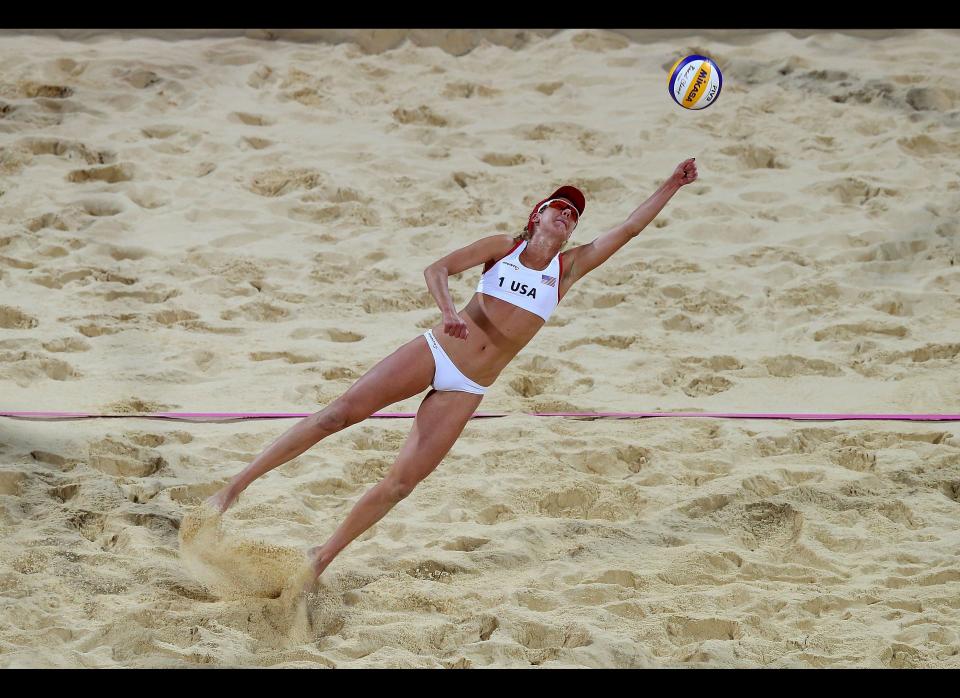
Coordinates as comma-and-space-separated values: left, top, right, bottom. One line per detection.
541, 274, 557, 287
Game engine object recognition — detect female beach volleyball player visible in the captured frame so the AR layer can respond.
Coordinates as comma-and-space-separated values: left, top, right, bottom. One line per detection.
206, 158, 698, 582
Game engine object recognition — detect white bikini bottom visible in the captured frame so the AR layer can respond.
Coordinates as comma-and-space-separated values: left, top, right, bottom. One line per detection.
421, 329, 488, 395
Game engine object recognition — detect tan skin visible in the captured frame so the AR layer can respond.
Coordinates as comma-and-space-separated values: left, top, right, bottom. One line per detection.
429, 207, 581, 387
204, 159, 698, 587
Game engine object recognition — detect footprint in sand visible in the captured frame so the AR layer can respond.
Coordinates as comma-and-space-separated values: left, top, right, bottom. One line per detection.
662, 313, 705, 332
510, 618, 593, 651
560, 335, 637, 353
508, 374, 554, 398
537, 486, 599, 519
752, 427, 840, 458
88, 435, 167, 477
249, 350, 316, 365
813, 322, 908, 342
241, 136, 273, 150
10, 80, 74, 98
438, 536, 490, 552
442, 81, 499, 99
119, 68, 161, 89
404, 559, 467, 583
26, 207, 91, 233
681, 374, 735, 397
802, 177, 898, 205
23, 137, 113, 165
659, 356, 741, 396
534, 81, 564, 96
897, 134, 946, 158
229, 111, 275, 126
665, 616, 742, 645
49, 482, 80, 502
361, 289, 434, 314
450, 170, 499, 191
904, 87, 954, 112
8, 336, 85, 354
28, 449, 76, 472
0, 349, 80, 384
33, 267, 136, 291
289, 328, 364, 343
140, 124, 181, 139
739, 190, 787, 203
719, 144, 788, 170
0, 471, 28, 496
480, 153, 528, 167
0, 305, 38, 329
247, 168, 324, 197
515, 588, 559, 612
516, 122, 623, 157
732, 500, 804, 551
761, 354, 844, 377
570, 29, 629, 52
875, 343, 960, 365
391, 105, 450, 127
246, 65, 276, 89
476, 503, 514, 525
67, 163, 134, 184
79, 198, 125, 217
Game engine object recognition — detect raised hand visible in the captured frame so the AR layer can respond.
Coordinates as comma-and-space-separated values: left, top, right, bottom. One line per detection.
671, 158, 698, 187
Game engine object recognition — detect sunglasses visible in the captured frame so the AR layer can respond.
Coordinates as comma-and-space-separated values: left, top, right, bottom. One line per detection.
537, 199, 579, 225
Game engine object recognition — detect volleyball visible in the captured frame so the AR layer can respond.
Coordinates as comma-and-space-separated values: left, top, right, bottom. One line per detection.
668, 54, 723, 110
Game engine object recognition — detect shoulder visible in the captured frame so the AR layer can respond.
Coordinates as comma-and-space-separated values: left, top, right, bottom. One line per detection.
480, 234, 520, 258
500, 235, 524, 258
560, 245, 579, 262
560, 244, 586, 278
480, 235, 524, 273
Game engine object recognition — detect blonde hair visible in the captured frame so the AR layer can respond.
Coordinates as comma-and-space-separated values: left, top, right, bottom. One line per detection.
513, 228, 533, 243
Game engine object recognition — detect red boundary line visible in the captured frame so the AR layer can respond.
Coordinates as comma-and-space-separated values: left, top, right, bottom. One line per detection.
1, 411, 959, 423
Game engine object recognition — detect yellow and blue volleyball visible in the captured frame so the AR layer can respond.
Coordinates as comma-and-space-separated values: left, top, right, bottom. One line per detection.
667, 54, 723, 110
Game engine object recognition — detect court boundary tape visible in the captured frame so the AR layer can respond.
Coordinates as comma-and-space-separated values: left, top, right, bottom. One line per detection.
1, 411, 958, 423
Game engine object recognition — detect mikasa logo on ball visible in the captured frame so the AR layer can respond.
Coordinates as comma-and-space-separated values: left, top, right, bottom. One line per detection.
668, 54, 723, 110
685, 67, 710, 104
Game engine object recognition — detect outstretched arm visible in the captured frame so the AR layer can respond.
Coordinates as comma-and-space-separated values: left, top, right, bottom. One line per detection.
566, 158, 698, 283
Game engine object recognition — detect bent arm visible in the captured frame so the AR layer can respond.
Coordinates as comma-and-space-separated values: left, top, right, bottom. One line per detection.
423, 233, 515, 317
424, 266, 458, 316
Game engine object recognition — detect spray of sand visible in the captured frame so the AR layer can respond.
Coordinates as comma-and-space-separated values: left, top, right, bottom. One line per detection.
178, 505, 344, 648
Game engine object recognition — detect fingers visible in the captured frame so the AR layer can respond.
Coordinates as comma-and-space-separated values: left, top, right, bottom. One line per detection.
444, 319, 469, 339
676, 158, 698, 181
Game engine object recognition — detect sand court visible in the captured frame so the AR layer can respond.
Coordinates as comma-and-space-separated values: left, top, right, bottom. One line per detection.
1, 29, 959, 667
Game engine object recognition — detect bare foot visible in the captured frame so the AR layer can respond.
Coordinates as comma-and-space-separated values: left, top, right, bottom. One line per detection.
204, 486, 237, 514
301, 545, 332, 594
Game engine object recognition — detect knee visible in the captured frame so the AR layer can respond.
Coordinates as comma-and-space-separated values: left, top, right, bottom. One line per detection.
383, 478, 417, 503
312, 402, 351, 433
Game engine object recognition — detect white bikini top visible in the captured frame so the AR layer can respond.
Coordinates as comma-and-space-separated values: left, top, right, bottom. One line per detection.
475, 239, 563, 322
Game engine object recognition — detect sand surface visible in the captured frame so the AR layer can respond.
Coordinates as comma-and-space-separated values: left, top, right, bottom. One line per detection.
1, 29, 959, 667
